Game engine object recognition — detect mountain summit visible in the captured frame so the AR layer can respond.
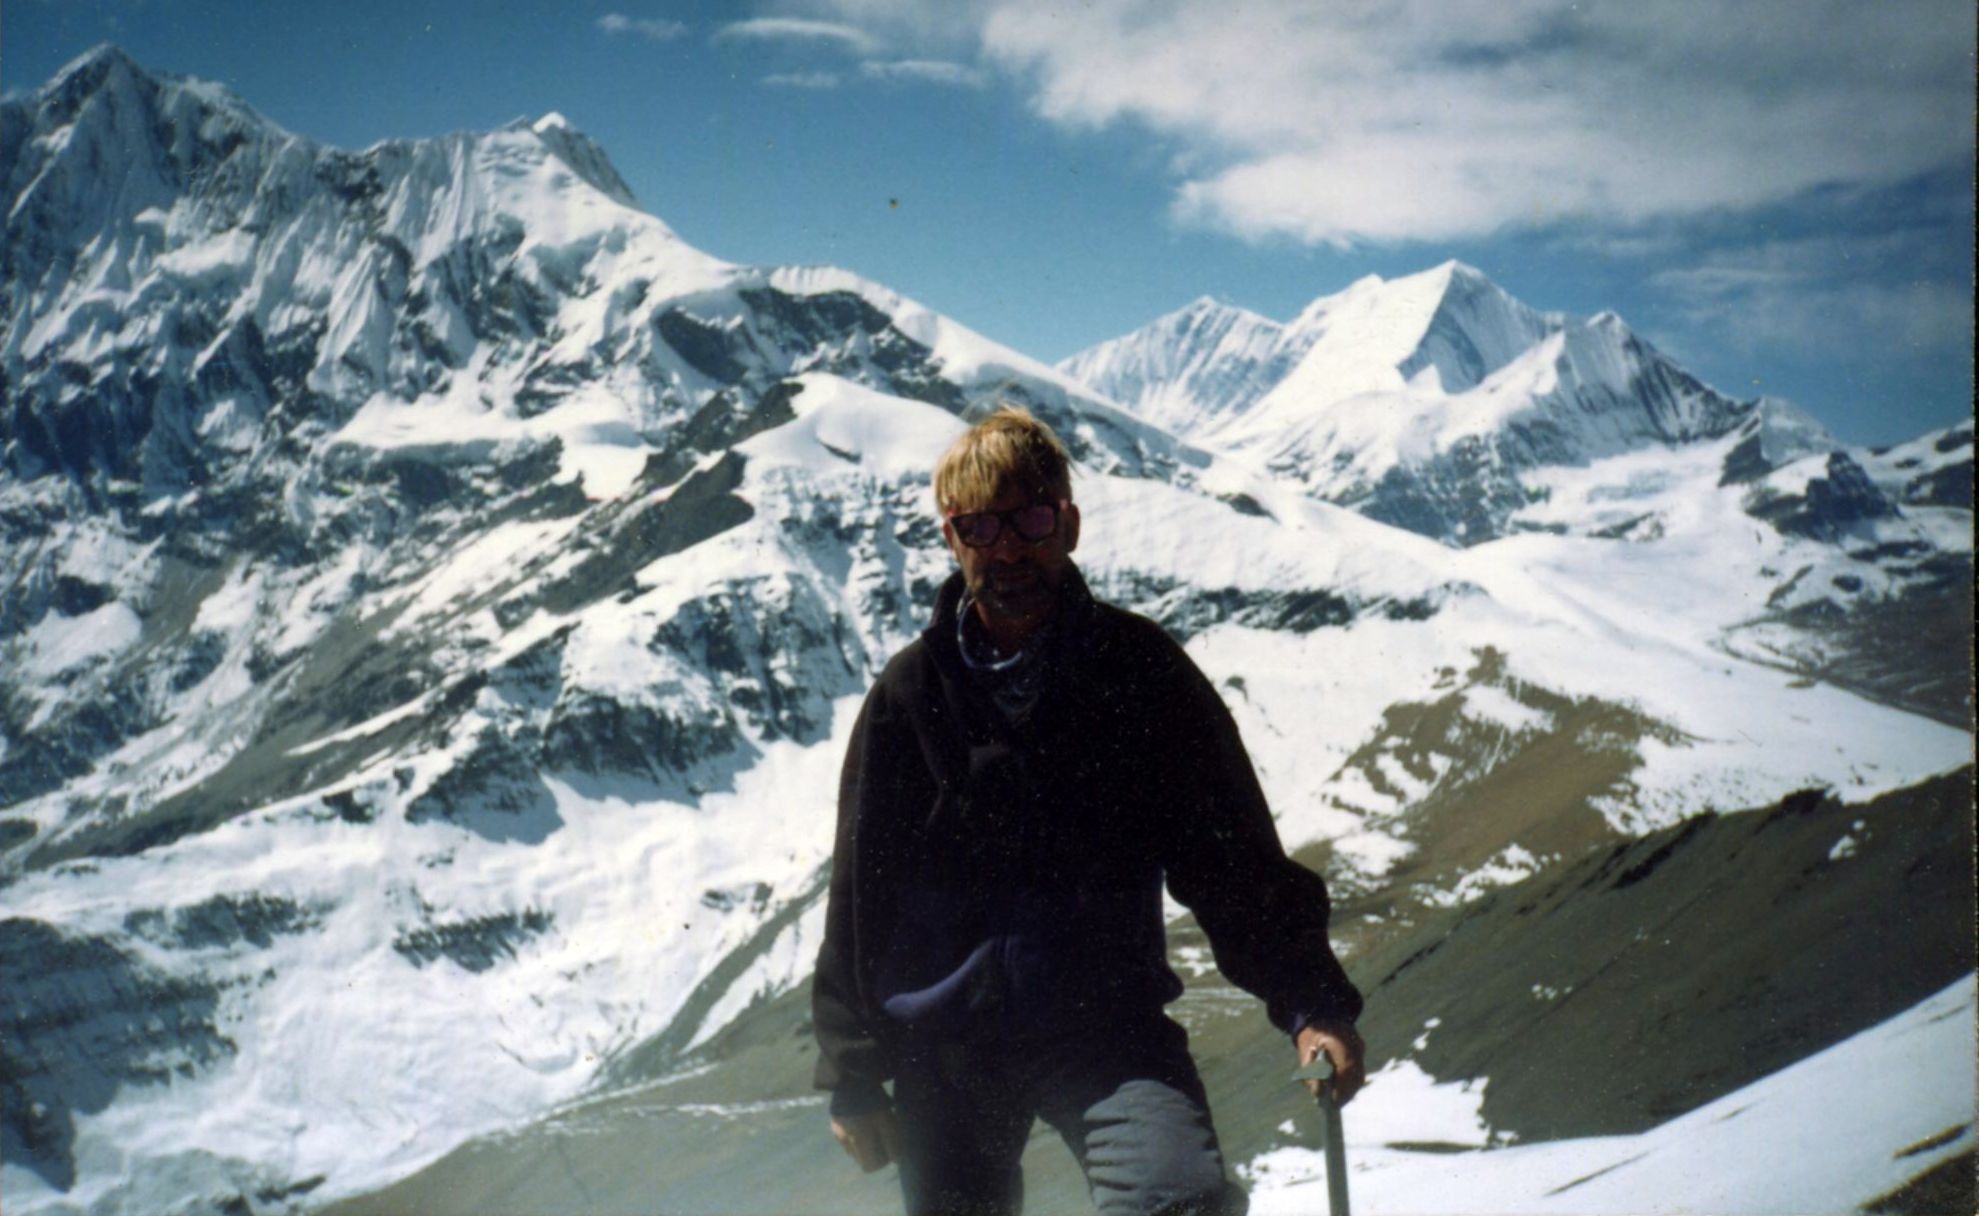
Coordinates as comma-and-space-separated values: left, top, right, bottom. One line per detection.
1264, 260, 1561, 410
1060, 261, 1555, 444
2, 41, 728, 496
1056, 295, 1299, 438
1060, 263, 1835, 543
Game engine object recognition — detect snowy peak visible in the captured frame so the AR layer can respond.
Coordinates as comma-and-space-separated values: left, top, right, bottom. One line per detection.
1056, 262, 1569, 452
1058, 262, 1827, 544
37, 42, 253, 126
3, 44, 290, 249
1397, 260, 1563, 395
2, 46, 1132, 518
511, 111, 638, 208
1055, 296, 1300, 439
1230, 304, 1774, 542
1255, 260, 1563, 422
49, 41, 146, 84
19, 41, 287, 165
4, 45, 652, 279
0, 45, 740, 492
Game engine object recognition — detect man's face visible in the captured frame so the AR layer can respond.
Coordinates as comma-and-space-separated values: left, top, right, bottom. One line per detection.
943, 481, 1081, 641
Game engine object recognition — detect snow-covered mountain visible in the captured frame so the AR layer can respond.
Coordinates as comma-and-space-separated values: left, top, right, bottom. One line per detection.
1, 48, 1970, 1216
1060, 262, 1842, 545
1058, 261, 1972, 730
1059, 264, 1563, 451
1056, 296, 1306, 439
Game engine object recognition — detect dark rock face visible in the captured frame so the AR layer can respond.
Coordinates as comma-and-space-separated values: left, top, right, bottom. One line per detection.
654, 290, 965, 418
405, 724, 561, 842
1747, 453, 1903, 542
637, 379, 804, 490
1348, 437, 1548, 546
0, 678, 159, 811
651, 578, 860, 746
526, 454, 755, 619
1094, 572, 1384, 642
393, 909, 553, 973
1718, 432, 1772, 486
1776, 558, 1975, 729
0, 917, 235, 1191
1893, 425, 1975, 509
1907, 460, 1974, 509
656, 309, 748, 384
540, 690, 740, 786
124, 894, 320, 950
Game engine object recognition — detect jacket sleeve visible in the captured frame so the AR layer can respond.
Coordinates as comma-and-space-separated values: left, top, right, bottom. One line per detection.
812, 679, 910, 1113
1159, 652, 1363, 1034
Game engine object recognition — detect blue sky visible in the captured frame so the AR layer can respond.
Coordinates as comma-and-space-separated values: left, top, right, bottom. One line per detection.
7, 0, 1973, 445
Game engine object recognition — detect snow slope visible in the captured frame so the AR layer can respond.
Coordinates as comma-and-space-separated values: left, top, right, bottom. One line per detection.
1056, 296, 1307, 439
1246, 977, 1977, 1215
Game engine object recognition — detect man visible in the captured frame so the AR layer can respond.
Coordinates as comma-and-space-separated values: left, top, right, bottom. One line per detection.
813, 407, 1365, 1216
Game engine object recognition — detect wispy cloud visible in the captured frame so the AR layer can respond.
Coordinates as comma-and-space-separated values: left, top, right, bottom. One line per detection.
787, 0, 1976, 248
715, 17, 877, 54
595, 13, 688, 42
859, 59, 985, 88
763, 71, 843, 90
1647, 221, 1973, 363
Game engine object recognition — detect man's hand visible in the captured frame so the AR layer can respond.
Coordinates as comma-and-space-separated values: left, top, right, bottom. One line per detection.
830, 1108, 902, 1173
1294, 1021, 1367, 1106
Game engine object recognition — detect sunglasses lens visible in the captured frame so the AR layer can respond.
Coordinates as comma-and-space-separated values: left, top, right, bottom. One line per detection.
954, 513, 1000, 547
1013, 504, 1058, 541
950, 503, 1060, 547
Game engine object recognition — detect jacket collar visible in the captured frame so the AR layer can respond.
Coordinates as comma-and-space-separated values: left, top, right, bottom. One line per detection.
926, 562, 1098, 674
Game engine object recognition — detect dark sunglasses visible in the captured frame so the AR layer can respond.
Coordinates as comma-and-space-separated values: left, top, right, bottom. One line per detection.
947, 501, 1065, 549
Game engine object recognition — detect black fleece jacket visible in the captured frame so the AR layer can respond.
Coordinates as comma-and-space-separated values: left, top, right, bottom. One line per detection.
812, 565, 1361, 1113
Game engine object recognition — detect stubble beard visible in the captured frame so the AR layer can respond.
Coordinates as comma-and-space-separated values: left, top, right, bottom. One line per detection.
974, 563, 1054, 630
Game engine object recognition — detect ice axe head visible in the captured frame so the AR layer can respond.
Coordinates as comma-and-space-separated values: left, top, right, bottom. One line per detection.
1291, 1055, 1337, 1093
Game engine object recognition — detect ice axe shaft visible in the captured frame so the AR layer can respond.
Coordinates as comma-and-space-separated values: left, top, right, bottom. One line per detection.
1290, 1055, 1351, 1216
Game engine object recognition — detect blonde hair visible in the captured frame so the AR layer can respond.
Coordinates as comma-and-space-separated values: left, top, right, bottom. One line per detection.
934, 406, 1074, 515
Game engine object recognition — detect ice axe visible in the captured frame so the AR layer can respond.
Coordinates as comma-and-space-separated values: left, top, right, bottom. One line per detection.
1290, 1054, 1351, 1216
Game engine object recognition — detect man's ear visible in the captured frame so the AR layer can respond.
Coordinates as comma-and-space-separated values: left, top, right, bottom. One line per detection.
940, 517, 962, 561
1062, 502, 1081, 553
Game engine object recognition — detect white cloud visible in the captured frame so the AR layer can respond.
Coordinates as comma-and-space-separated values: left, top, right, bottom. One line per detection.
760, 1, 989, 48
763, 71, 843, 90
859, 59, 986, 88
595, 13, 688, 42
787, 0, 1976, 247
1653, 234, 1973, 355
715, 17, 878, 54
1693, 279, 1971, 358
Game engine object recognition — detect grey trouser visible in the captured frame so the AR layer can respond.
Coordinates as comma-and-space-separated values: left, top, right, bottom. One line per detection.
891, 1016, 1247, 1216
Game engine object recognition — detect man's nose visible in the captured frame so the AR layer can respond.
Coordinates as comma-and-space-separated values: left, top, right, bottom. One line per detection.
988, 528, 1028, 561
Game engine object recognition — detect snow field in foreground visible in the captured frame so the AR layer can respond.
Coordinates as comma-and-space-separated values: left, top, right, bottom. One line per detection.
1246, 977, 1977, 1215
